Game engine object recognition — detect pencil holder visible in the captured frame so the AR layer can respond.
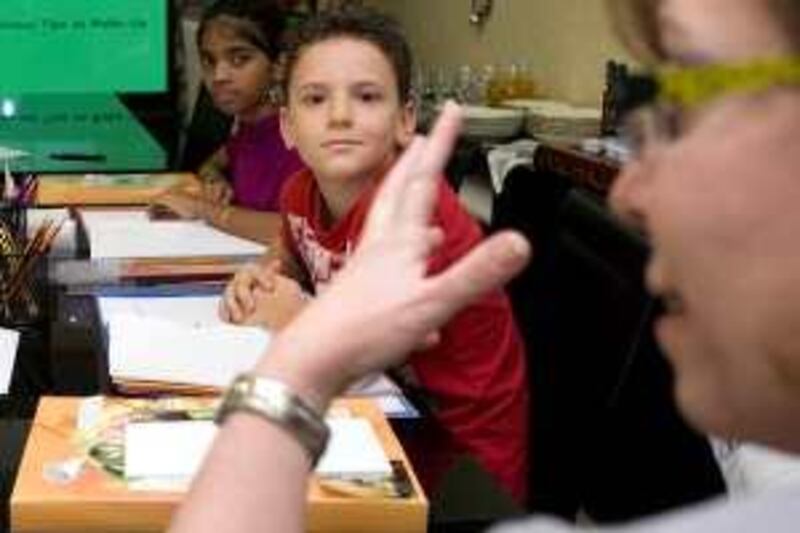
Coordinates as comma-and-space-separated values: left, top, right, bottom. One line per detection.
0, 202, 26, 240
0, 207, 48, 327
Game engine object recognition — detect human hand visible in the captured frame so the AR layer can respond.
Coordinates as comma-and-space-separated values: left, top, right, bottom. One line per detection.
241, 274, 308, 330
220, 261, 282, 323
202, 177, 233, 205
257, 102, 532, 410
151, 190, 203, 220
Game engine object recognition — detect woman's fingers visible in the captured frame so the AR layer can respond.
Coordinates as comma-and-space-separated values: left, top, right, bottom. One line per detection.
400, 102, 463, 229
425, 231, 531, 319
365, 136, 426, 236
221, 284, 243, 323
365, 102, 463, 242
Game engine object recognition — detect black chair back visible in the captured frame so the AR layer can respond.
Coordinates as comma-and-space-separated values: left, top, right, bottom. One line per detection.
492, 166, 725, 521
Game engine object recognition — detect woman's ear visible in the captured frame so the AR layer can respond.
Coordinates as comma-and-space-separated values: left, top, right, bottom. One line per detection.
279, 106, 295, 149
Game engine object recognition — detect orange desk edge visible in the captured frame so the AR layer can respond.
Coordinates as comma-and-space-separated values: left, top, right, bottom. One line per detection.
34, 173, 196, 206
11, 396, 428, 533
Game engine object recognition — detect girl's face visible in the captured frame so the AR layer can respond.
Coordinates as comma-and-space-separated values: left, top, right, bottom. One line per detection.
280, 37, 415, 186
200, 19, 274, 121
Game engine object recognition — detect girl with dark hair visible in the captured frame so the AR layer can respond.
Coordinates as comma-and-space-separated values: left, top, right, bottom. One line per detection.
154, 0, 305, 245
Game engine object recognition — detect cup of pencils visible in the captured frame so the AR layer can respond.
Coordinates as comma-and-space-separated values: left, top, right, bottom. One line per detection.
0, 209, 63, 326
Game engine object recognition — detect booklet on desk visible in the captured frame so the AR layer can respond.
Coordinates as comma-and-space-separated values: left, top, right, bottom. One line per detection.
98, 294, 225, 329
100, 294, 417, 416
108, 314, 270, 389
78, 208, 266, 260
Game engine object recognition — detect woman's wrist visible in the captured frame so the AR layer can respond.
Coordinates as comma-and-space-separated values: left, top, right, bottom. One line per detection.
254, 330, 344, 415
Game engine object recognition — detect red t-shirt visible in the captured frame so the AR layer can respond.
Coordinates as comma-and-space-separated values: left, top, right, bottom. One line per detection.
280, 168, 529, 502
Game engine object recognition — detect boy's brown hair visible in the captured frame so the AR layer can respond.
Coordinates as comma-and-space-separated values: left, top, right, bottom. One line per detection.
283, 5, 414, 103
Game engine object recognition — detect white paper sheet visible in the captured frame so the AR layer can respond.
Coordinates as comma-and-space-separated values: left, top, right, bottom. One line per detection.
125, 420, 216, 481
98, 295, 224, 329
0, 327, 20, 393
316, 418, 393, 480
374, 395, 419, 419
79, 208, 150, 227
124, 417, 391, 482
346, 373, 401, 397
79, 209, 266, 259
108, 314, 270, 387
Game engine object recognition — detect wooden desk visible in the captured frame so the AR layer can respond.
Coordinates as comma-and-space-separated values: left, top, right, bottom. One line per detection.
11, 397, 428, 533
35, 173, 196, 206
0, 278, 523, 533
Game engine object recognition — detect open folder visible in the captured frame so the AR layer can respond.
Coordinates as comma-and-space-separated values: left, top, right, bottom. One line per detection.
108, 313, 270, 390
100, 296, 411, 413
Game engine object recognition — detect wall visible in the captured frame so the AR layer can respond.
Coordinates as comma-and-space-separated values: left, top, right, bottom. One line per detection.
364, 0, 631, 106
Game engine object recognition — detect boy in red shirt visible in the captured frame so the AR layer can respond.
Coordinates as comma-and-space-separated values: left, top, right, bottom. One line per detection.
220, 6, 529, 503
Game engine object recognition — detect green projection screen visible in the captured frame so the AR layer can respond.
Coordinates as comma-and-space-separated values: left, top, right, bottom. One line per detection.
0, 95, 167, 172
0, 0, 168, 94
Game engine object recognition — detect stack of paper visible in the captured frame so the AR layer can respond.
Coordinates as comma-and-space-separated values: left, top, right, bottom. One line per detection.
79, 209, 266, 259
317, 418, 394, 480
108, 314, 270, 388
100, 294, 416, 416
123, 416, 392, 483
98, 294, 224, 329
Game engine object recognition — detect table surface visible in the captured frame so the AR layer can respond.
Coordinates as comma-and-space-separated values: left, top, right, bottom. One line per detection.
0, 287, 523, 533
11, 396, 429, 533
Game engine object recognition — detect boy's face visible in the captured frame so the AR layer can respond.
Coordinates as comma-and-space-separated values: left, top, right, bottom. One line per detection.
280, 37, 416, 185
200, 20, 273, 121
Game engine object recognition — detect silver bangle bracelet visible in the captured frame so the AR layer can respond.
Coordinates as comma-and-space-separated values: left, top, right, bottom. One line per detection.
215, 373, 330, 467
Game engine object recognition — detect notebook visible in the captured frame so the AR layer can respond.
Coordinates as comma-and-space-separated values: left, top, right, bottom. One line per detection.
107, 314, 270, 388
100, 294, 415, 415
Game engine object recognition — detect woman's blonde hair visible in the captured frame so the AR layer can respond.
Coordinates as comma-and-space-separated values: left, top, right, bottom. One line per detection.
605, 0, 663, 64
606, 0, 800, 63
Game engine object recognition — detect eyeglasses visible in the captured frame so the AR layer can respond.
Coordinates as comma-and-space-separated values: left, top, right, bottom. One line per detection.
622, 57, 800, 157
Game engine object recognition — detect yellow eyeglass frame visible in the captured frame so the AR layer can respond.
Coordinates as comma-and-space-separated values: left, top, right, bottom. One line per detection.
656, 58, 800, 108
